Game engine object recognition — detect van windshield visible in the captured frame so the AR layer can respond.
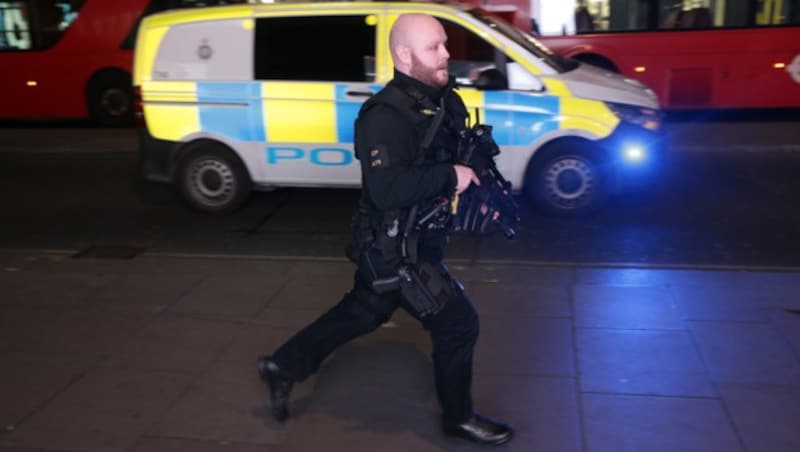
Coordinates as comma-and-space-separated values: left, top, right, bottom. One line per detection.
466, 9, 578, 73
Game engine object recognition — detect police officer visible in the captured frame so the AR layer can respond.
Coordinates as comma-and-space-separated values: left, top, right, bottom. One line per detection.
257, 14, 514, 445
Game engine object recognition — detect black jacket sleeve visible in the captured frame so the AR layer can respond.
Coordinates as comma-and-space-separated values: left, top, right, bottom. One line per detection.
355, 104, 457, 211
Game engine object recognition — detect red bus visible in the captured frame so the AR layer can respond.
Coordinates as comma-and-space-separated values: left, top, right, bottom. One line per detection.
536, 0, 800, 110
0, 0, 242, 126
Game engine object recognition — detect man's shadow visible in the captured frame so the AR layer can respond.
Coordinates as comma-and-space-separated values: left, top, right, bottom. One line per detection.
255, 336, 511, 450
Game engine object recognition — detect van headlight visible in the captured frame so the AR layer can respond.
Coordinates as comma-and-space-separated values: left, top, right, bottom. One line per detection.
605, 102, 661, 131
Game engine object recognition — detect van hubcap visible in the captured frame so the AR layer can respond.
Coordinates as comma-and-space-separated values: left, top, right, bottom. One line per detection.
544, 157, 594, 206
191, 159, 234, 202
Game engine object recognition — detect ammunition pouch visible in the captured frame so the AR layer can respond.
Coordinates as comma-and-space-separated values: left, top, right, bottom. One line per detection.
345, 204, 375, 263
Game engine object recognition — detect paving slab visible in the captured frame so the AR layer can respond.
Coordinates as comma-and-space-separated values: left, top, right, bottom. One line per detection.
99, 315, 242, 373
577, 328, 714, 397
469, 282, 572, 318
1, 368, 193, 452
671, 283, 782, 322
1, 251, 798, 451
0, 352, 98, 430
690, 321, 800, 385
582, 393, 743, 452
717, 382, 800, 452
170, 273, 286, 319
573, 285, 684, 330
475, 316, 575, 377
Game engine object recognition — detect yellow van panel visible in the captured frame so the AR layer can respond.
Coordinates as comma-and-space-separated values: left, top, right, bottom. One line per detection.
143, 5, 254, 29
141, 81, 200, 141
145, 104, 201, 141
133, 25, 168, 85
456, 88, 484, 126
541, 78, 572, 97
263, 83, 337, 142
141, 81, 197, 102
559, 97, 619, 138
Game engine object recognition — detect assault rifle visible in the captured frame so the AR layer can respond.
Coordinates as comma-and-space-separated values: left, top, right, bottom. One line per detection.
452, 112, 519, 239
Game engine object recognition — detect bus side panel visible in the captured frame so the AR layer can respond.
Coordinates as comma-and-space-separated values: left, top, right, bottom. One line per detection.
540, 26, 800, 110
0, 0, 148, 120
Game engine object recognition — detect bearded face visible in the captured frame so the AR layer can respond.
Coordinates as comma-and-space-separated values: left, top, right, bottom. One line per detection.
391, 15, 450, 87
409, 51, 449, 88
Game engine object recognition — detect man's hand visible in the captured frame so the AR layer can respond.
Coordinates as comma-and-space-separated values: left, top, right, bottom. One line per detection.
453, 164, 480, 194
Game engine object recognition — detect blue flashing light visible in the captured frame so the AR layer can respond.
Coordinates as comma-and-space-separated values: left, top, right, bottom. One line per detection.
622, 144, 646, 164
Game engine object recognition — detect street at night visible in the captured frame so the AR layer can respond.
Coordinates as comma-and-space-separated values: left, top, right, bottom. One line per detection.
2, 120, 800, 452
1, 117, 799, 269
3, 0, 800, 450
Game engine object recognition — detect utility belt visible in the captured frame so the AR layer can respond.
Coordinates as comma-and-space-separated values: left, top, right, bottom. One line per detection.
347, 200, 459, 317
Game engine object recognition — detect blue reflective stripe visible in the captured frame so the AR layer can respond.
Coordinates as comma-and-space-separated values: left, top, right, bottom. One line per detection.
483, 91, 513, 146
250, 84, 266, 142
334, 83, 382, 143
193, 82, 561, 147
197, 82, 265, 141
334, 84, 358, 143
510, 93, 559, 146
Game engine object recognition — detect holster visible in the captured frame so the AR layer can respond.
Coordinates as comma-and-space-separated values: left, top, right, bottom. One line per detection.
356, 204, 455, 318
397, 262, 455, 317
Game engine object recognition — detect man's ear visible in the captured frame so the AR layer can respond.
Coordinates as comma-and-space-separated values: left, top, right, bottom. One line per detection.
396, 44, 412, 67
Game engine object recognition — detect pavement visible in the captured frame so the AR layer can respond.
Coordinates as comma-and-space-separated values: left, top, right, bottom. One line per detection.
1, 249, 799, 452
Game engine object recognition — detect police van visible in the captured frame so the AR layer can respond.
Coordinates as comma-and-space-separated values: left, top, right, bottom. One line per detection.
133, 1, 662, 216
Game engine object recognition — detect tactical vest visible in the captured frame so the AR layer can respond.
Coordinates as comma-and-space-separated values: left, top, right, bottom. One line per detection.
357, 78, 468, 165
346, 78, 468, 264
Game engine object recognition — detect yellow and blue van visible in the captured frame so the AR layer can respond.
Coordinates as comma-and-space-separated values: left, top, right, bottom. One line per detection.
133, 1, 662, 216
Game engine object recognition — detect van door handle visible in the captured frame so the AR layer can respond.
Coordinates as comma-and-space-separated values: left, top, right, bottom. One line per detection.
346, 90, 374, 98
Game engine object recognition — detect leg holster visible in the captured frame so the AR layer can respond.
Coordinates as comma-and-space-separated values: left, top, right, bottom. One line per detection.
397, 262, 455, 317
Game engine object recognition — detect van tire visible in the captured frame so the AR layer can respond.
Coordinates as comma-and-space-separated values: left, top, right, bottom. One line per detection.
525, 142, 607, 217
177, 141, 252, 214
87, 70, 134, 127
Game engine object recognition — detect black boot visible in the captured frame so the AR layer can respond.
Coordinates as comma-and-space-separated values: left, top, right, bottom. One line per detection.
257, 356, 294, 423
443, 413, 514, 445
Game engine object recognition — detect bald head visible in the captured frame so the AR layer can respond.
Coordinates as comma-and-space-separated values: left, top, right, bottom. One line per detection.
389, 14, 450, 87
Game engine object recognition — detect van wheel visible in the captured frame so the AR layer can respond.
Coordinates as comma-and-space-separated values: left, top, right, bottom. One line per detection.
177, 142, 252, 214
87, 70, 133, 127
526, 144, 607, 217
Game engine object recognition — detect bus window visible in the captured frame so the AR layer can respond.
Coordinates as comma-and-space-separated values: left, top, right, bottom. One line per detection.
537, 0, 800, 110
0, 1, 85, 50
0, 2, 32, 50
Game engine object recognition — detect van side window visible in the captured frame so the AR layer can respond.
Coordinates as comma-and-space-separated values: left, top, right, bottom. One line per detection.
255, 15, 376, 82
439, 18, 510, 89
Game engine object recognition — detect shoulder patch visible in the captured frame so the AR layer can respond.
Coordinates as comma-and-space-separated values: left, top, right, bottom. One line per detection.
369, 144, 390, 168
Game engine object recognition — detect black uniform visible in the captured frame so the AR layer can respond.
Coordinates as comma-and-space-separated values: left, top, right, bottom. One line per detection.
269, 70, 478, 426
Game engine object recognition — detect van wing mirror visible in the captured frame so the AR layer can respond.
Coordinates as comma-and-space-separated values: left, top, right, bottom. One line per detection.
473, 68, 508, 91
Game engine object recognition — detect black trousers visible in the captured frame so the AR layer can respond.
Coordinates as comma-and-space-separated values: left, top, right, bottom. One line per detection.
270, 252, 479, 425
